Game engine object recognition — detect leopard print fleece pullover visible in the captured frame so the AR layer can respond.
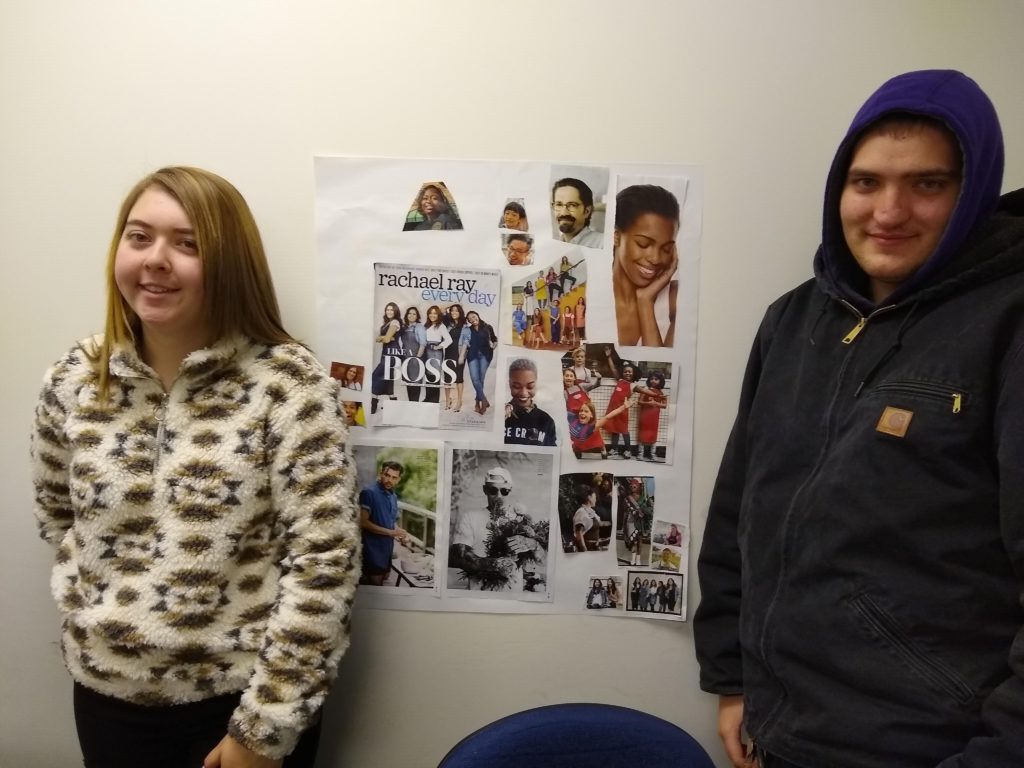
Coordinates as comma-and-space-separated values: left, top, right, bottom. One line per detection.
30, 336, 360, 759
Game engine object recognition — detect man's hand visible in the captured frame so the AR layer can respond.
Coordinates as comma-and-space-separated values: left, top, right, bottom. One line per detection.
204, 735, 282, 768
718, 695, 757, 768
393, 526, 410, 546
507, 534, 538, 554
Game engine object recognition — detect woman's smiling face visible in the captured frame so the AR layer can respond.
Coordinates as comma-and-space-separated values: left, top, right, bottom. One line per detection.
614, 212, 678, 288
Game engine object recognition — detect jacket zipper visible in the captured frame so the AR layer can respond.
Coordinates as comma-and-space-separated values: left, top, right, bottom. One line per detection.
755, 298, 896, 726
153, 393, 169, 470
874, 381, 964, 413
838, 300, 897, 344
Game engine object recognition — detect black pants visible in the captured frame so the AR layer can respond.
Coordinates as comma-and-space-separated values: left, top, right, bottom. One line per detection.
759, 750, 810, 768
74, 682, 322, 768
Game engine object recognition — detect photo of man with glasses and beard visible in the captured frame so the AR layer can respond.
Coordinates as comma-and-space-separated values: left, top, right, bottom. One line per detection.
550, 176, 605, 248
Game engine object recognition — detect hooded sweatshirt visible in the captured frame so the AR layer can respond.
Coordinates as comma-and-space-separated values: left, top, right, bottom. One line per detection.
695, 70, 1024, 768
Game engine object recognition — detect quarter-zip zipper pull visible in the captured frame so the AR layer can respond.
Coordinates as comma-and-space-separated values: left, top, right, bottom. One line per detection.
842, 318, 866, 344
153, 393, 169, 470
952, 393, 962, 414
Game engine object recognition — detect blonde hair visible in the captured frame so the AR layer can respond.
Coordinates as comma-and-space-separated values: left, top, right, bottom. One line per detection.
96, 166, 294, 397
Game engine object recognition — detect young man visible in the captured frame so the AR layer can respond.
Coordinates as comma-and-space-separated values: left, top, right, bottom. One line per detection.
504, 233, 533, 265
358, 461, 408, 586
694, 70, 1024, 768
446, 467, 548, 592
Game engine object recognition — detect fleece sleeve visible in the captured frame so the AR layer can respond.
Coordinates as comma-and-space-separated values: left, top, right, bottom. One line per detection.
938, 340, 1024, 767
30, 355, 77, 548
228, 364, 361, 760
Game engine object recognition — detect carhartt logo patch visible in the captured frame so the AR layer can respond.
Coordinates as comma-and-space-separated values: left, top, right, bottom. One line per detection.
876, 406, 913, 437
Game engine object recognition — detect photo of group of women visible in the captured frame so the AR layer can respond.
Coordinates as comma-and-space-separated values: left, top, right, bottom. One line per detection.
314, 157, 700, 619
368, 262, 501, 430
624, 571, 685, 618
510, 254, 588, 351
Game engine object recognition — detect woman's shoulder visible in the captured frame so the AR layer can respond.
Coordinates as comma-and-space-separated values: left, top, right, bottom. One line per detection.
251, 341, 334, 390
42, 334, 103, 385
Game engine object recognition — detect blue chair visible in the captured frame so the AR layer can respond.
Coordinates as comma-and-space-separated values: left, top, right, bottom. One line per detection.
438, 703, 716, 768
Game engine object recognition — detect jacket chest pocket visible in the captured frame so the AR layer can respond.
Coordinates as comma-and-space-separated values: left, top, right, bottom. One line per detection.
872, 379, 966, 415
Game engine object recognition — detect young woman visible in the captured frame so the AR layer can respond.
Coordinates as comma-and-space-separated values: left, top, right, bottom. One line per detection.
568, 346, 600, 393
572, 487, 601, 553
342, 399, 366, 427
500, 200, 528, 231
459, 310, 497, 414
586, 578, 606, 609
511, 304, 528, 346
405, 183, 463, 231
606, 578, 620, 609
620, 477, 647, 566
30, 167, 358, 768
612, 184, 680, 347
399, 305, 426, 402
631, 577, 642, 610
604, 362, 638, 459
636, 370, 668, 461
522, 280, 536, 316
535, 270, 548, 309
639, 579, 650, 612
562, 367, 591, 417
561, 305, 576, 348
529, 308, 548, 349
545, 267, 561, 302
558, 254, 581, 295
566, 399, 632, 460
342, 364, 362, 391
666, 579, 677, 613
574, 296, 587, 341
665, 522, 683, 547
371, 301, 402, 414
421, 304, 452, 404
443, 303, 468, 411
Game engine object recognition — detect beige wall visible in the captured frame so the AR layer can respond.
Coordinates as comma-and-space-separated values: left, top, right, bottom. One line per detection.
3, 2, 1023, 766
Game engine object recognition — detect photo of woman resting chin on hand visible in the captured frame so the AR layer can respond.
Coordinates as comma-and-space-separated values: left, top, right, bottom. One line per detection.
612, 184, 680, 348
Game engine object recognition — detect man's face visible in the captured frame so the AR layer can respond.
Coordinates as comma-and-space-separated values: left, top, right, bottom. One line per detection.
840, 123, 961, 303
552, 185, 591, 237
484, 483, 510, 511
505, 239, 531, 265
509, 368, 537, 408
379, 467, 401, 491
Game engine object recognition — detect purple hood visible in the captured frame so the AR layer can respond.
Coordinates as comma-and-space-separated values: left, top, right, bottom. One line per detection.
816, 69, 1005, 311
